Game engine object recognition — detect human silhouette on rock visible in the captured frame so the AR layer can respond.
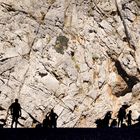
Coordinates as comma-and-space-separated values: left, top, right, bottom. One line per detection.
49, 109, 58, 128
103, 111, 112, 127
9, 99, 21, 128
43, 113, 50, 128
110, 119, 117, 128
117, 105, 126, 127
95, 118, 103, 128
95, 111, 112, 128
35, 123, 42, 128
127, 110, 132, 126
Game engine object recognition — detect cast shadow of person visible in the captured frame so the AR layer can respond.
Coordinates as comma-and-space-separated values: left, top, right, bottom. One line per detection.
42, 113, 50, 128
110, 119, 117, 128
42, 109, 58, 128
95, 118, 103, 128
95, 111, 112, 128
103, 111, 112, 127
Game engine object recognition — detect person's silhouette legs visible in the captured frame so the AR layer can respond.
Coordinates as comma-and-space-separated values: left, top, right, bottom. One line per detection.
15, 117, 18, 128
118, 118, 123, 127
11, 120, 14, 128
52, 122, 56, 128
127, 110, 132, 126
11, 115, 19, 128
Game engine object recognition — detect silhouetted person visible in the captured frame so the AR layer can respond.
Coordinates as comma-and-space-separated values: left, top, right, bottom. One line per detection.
35, 123, 42, 128
103, 111, 112, 127
110, 119, 117, 128
117, 105, 126, 127
9, 99, 21, 128
95, 119, 103, 128
49, 109, 58, 128
127, 110, 132, 126
43, 113, 50, 128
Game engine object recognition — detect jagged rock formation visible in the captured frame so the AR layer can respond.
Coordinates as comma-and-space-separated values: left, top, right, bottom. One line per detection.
0, 0, 140, 127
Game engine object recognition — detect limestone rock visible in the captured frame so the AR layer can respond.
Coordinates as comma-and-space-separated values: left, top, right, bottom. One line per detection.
0, 0, 140, 128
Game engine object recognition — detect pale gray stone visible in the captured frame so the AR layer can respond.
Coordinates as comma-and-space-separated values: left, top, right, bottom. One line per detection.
0, 0, 140, 128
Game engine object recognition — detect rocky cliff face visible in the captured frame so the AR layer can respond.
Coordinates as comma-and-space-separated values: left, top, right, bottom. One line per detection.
0, 0, 140, 128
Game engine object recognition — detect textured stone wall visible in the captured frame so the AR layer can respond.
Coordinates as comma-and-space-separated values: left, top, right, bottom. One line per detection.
0, 0, 140, 127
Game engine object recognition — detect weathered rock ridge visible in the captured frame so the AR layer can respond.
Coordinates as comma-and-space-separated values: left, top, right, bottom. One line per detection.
0, 0, 140, 127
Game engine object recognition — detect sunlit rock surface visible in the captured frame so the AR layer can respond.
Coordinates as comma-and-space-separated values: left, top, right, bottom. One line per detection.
0, 0, 140, 127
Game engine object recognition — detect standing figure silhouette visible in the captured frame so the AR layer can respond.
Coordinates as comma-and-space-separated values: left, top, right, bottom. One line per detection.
117, 105, 126, 127
103, 111, 112, 127
9, 99, 21, 128
110, 119, 117, 128
127, 110, 132, 126
49, 109, 58, 128
43, 113, 50, 128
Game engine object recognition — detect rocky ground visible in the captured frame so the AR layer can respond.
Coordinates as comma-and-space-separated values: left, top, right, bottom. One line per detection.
0, 0, 140, 128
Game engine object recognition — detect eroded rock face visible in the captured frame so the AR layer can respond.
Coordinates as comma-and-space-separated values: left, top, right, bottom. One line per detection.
0, 0, 140, 127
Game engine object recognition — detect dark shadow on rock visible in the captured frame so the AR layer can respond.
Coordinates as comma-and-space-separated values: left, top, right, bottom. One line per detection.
49, 109, 58, 128
42, 113, 50, 128
110, 119, 117, 128
95, 111, 112, 128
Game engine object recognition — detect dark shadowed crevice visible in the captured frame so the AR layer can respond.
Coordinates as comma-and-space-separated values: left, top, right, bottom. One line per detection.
111, 57, 139, 96
0, 58, 9, 62
107, 51, 139, 96
38, 72, 48, 77
114, 59, 139, 90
